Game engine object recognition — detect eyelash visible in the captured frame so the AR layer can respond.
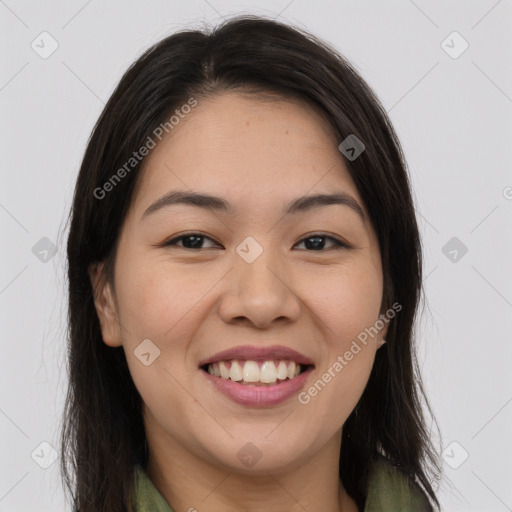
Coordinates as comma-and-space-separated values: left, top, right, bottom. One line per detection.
162, 232, 350, 251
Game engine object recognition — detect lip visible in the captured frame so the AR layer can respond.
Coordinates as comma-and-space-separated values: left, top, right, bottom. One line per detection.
202, 366, 314, 407
197, 344, 315, 367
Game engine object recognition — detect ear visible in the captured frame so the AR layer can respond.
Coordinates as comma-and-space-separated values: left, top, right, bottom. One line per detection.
88, 261, 123, 347
379, 318, 390, 340
377, 321, 389, 349
377, 308, 391, 348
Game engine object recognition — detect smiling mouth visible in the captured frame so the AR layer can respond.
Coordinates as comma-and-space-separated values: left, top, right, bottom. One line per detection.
200, 359, 313, 387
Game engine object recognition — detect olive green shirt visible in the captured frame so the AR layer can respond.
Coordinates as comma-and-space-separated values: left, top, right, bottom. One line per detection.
132, 458, 432, 511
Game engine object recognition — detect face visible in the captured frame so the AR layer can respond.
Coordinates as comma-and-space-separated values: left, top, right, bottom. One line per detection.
90, 91, 388, 475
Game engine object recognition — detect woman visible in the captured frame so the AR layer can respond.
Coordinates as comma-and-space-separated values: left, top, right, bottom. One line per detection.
61, 14, 442, 512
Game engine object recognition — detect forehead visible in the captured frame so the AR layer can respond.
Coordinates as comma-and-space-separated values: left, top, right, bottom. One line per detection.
130, 92, 364, 220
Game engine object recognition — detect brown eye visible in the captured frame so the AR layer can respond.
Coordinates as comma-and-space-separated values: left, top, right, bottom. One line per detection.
162, 232, 349, 251
294, 234, 349, 251
163, 233, 222, 250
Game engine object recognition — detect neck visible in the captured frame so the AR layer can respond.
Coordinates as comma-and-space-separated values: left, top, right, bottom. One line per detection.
145, 423, 359, 512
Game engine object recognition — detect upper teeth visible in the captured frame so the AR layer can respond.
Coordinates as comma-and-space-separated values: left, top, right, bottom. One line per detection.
207, 360, 302, 384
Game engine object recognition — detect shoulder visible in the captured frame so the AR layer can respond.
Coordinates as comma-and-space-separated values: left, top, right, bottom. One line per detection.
364, 458, 433, 512
132, 464, 175, 512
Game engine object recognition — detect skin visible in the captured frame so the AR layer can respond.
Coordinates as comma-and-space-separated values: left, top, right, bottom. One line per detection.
90, 91, 388, 512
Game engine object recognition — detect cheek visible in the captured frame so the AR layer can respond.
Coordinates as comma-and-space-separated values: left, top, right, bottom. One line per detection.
298, 261, 381, 416
115, 259, 208, 341
308, 259, 383, 343
115, 257, 224, 411
113, 261, 197, 391
116, 263, 204, 434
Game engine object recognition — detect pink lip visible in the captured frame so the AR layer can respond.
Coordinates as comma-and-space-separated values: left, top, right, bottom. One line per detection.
197, 344, 314, 367
202, 366, 314, 407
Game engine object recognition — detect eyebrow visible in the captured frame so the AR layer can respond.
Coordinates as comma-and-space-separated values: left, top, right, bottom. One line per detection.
141, 190, 366, 221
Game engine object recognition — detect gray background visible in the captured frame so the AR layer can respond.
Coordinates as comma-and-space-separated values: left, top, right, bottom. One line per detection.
1, 0, 511, 510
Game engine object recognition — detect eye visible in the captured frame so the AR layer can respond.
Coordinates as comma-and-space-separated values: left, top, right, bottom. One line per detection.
294, 233, 349, 251
162, 233, 221, 250
162, 232, 349, 251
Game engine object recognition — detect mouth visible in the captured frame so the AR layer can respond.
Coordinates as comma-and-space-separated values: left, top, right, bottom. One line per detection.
198, 345, 315, 407
200, 359, 313, 386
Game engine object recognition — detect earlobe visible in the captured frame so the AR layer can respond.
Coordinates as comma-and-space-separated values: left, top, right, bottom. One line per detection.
377, 313, 390, 349
88, 262, 123, 347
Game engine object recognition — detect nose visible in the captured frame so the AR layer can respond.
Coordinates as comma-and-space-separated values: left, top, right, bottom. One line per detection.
218, 248, 302, 329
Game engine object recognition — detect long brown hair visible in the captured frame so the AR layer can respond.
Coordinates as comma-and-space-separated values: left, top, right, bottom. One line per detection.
61, 14, 442, 511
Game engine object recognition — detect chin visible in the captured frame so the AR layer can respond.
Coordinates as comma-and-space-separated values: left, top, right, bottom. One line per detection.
202, 433, 314, 475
